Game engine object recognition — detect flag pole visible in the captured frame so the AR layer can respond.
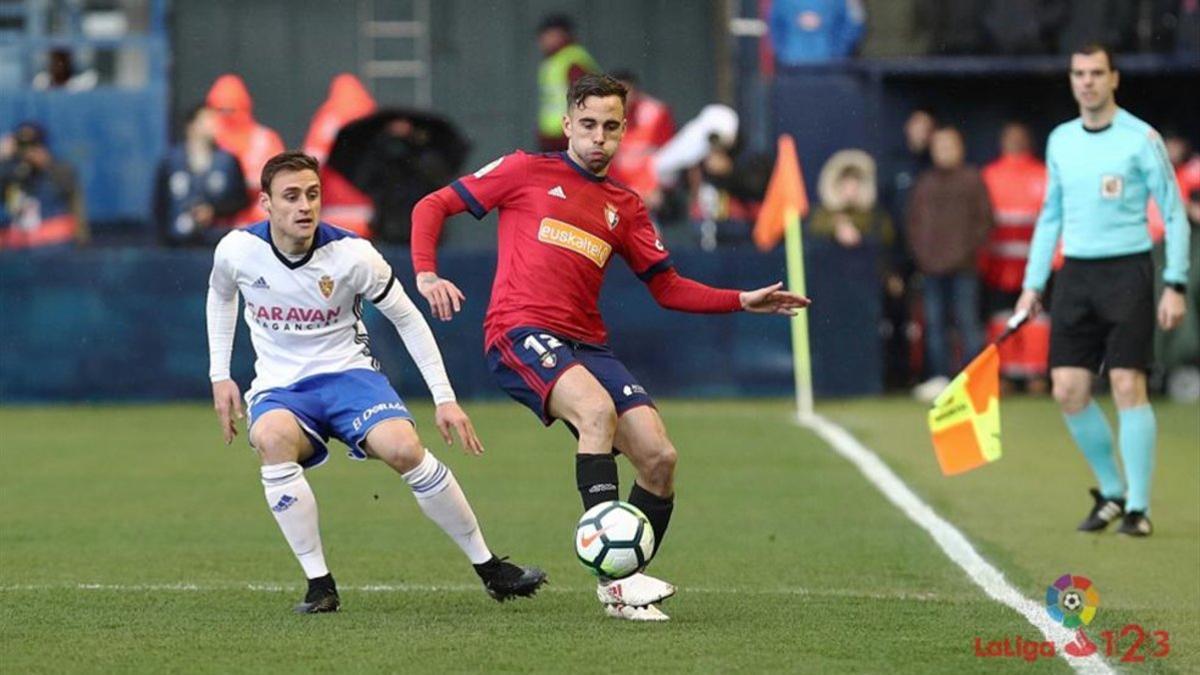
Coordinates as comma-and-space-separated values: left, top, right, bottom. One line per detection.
784, 207, 813, 422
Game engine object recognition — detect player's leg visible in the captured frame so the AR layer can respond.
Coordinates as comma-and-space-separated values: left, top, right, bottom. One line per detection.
547, 366, 623, 509
567, 348, 675, 615
1103, 253, 1158, 536
247, 406, 338, 613
332, 369, 545, 600
613, 406, 676, 554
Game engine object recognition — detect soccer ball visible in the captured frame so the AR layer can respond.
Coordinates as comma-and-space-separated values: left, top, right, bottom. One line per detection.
575, 500, 655, 580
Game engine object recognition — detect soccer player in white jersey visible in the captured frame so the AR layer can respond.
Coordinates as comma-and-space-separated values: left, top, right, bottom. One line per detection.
206, 151, 546, 613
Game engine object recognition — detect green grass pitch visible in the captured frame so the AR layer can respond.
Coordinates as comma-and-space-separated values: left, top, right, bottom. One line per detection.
1, 398, 1196, 673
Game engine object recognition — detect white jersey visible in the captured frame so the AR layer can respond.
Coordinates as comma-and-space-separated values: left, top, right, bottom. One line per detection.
206, 221, 454, 403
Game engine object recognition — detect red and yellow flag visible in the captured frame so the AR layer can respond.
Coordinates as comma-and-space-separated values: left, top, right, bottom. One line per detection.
927, 345, 1002, 476
752, 135, 809, 252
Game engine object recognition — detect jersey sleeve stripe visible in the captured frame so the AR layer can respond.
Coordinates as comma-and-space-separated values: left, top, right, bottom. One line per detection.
450, 180, 487, 219
636, 258, 673, 282
370, 274, 397, 304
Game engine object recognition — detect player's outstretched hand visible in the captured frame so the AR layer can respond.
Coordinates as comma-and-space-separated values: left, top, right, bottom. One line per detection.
1158, 287, 1186, 331
435, 401, 485, 456
211, 379, 244, 445
416, 272, 465, 322
739, 282, 811, 316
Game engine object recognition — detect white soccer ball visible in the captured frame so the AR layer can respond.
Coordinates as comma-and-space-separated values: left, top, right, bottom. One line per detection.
575, 500, 655, 580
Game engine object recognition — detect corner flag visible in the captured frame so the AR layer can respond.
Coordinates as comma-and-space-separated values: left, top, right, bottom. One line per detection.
754, 135, 813, 419
753, 135, 809, 252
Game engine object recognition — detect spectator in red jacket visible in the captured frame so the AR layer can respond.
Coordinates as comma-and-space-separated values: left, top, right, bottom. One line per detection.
607, 69, 675, 211
303, 74, 377, 166
206, 74, 285, 226
980, 122, 1050, 392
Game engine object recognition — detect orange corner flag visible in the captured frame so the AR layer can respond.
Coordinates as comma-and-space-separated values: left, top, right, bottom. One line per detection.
927, 345, 1002, 476
753, 135, 810, 252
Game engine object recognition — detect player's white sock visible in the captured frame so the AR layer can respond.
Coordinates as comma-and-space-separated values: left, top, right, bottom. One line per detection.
402, 450, 493, 564
261, 462, 329, 579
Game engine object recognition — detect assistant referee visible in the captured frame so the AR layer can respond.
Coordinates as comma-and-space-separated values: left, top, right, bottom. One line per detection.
1016, 44, 1189, 538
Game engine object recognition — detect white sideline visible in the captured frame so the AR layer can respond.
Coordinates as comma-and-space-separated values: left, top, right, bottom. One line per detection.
801, 412, 1114, 675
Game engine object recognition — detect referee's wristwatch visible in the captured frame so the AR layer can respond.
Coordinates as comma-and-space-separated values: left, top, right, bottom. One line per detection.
1166, 282, 1187, 295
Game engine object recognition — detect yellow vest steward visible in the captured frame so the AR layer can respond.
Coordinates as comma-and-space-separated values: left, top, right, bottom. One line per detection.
538, 44, 600, 137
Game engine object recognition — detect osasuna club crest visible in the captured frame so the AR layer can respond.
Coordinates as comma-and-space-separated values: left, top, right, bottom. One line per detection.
318, 274, 335, 299
604, 202, 619, 230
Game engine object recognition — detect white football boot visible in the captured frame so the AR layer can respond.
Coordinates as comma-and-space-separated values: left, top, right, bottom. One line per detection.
604, 602, 670, 621
596, 572, 676, 607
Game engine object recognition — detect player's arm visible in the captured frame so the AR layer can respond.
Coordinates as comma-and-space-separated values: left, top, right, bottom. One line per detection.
625, 203, 809, 315
1141, 132, 1190, 330
206, 237, 244, 445
644, 266, 809, 315
1017, 136, 1065, 318
411, 185, 469, 321
411, 152, 526, 321
366, 246, 483, 454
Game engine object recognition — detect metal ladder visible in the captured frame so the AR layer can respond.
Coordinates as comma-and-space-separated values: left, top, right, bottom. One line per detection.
358, 0, 431, 107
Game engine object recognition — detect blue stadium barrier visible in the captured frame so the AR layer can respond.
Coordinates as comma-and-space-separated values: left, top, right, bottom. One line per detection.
0, 242, 881, 403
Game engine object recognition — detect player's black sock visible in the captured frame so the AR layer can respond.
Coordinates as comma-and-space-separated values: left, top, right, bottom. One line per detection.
576, 453, 619, 510
629, 483, 674, 555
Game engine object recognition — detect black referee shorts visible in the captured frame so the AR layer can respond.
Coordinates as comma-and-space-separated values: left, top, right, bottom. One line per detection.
1048, 252, 1155, 372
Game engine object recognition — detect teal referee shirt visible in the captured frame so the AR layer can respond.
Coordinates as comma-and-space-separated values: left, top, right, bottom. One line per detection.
1023, 108, 1190, 292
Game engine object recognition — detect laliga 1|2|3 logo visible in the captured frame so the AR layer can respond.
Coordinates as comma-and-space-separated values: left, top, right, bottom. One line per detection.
973, 573, 1171, 664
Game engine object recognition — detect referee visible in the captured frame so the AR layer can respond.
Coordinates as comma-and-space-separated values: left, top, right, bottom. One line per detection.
1016, 44, 1189, 538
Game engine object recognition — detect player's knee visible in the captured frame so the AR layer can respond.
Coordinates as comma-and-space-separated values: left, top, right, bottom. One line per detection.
649, 442, 678, 478
252, 422, 305, 463
375, 436, 425, 473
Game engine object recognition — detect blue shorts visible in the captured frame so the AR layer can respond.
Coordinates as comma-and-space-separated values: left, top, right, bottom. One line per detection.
247, 369, 414, 469
486, 327, 655, 427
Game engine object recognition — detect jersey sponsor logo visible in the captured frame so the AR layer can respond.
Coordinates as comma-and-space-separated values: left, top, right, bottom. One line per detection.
1100, 174, 1123, 199
537, 218, 612, 267
251, 276, 270, 289
473, 156, 504, 178
318, 274, 335, 299
604, 202, 619, 230
248, 302, 342, 328
548, 185, 567, 199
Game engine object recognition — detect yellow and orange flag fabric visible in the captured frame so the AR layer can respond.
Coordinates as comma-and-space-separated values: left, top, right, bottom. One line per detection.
752, 135, 810, 252
927, 344, 1002, 476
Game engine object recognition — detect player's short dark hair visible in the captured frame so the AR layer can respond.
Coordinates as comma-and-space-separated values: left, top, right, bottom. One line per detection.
261, 150, 319, 195
567, 74, 627, 112
1071, 43, 1117, 72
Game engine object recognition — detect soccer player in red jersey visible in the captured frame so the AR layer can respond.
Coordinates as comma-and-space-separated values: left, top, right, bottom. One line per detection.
411, 74, 809, 621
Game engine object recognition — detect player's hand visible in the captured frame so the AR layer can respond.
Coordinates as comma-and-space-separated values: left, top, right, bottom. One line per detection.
739, 282, 811, 316
211, 379, 244, 445
435, 401, 484, 456
417, 272, 465, 322
1015, 288, 1042, 319
1158, 287, 1186, 331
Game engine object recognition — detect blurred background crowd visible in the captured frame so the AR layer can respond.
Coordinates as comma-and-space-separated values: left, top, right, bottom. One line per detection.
1, 0, 1198, 403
